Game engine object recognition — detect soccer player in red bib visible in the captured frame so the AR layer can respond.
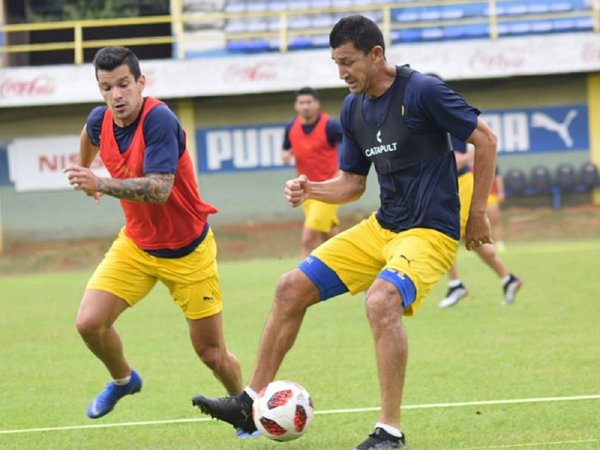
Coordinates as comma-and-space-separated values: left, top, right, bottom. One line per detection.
282, 87, 343, 257
64, 47, 245, 426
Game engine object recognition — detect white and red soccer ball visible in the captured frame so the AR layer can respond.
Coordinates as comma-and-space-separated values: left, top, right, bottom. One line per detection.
252, 380, 314, 441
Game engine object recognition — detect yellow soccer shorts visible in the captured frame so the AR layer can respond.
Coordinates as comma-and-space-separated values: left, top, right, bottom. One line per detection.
458, 171, 474, 238
299, 213, 458, 316
302, 199, 340, 233
487, 192, 499, 206
86, 227, 222, 320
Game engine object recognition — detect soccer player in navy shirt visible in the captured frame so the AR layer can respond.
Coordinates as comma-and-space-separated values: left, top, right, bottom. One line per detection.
64, 47, 246, 428
193, 16, 498, 449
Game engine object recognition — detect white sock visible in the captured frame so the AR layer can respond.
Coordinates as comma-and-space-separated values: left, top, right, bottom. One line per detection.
244, 386, 258, 400
375, 422, 403, 439
500, 275, 511, 285
113, 375, 131, 386
448, 279, 462, 288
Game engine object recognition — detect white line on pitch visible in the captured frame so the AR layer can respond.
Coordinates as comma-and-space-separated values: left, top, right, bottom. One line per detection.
1, 394, 598, 435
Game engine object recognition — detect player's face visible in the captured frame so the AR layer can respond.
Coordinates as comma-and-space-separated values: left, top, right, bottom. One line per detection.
331, 42, 377, 95
97, 64, 145, 127
294, 94, 319, 122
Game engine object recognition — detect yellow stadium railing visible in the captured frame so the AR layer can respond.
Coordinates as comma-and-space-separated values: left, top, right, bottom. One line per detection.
0, 0, 598, 65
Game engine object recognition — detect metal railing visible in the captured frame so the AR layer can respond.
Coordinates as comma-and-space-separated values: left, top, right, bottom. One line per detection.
0, 0, 598, 65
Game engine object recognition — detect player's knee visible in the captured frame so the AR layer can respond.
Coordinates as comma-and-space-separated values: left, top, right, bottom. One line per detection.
365, 285, 402, 326
75, 313, 105, 338
196, 346, 224, 371
274, 270, 315, 313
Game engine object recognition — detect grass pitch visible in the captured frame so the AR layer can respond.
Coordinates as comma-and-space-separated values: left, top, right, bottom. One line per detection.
0, 240, 599, 449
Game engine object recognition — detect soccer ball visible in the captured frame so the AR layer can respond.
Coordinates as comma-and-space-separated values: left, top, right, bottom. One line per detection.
252, 380, 314, 441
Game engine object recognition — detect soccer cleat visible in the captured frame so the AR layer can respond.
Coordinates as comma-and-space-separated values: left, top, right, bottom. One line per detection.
235, 428, 261, 439
86, 370, 142, 419
438, 282, 468, 308
192, 391, 257, 434
354, 427, 406, 450
502, 274, 523, 305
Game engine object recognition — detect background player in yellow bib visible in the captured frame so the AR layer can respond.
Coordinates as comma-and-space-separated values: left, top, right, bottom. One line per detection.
282, 86, 343, 257
192, 16, 498, 450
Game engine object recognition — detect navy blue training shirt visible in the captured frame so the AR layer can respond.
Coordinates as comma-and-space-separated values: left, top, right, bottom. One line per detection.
339, 67, 480, 239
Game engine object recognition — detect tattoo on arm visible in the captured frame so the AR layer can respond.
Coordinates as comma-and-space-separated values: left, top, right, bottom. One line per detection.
97, 173, 175, 203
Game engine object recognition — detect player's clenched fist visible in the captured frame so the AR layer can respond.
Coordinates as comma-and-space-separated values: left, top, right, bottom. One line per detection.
285, 174, 309, 207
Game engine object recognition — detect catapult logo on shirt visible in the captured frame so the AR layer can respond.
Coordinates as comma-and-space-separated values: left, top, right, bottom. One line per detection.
364, 130, 398, 157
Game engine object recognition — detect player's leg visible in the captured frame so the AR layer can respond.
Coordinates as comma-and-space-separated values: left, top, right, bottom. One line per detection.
248, 268, 321, 390
187, 313, 243, 395
487, 198, 505, 250
76, 289, 131, 379
356, 228, 456, 450
192, 215, 383, 433
474, 244, 522, 304
300, 226, 322, 258
301, 200, 340, 258
78, 230, 155, 418
440, 173, 471, 308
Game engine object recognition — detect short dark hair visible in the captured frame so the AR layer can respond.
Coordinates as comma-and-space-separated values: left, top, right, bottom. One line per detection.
295, 86, 319, 100
329, 15, 385, 55
93, 46, 141, 80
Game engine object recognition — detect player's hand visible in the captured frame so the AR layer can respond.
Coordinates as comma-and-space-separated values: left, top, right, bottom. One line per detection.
64, 165, 99, 197
464, 211, 493, 250
284, 174, 309, 207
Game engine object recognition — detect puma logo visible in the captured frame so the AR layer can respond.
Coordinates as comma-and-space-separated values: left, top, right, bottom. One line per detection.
531, 109, 578, 147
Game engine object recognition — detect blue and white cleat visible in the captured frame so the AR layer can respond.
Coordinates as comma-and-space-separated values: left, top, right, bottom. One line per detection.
86, 370, 142, 419
235, 428, 261, 439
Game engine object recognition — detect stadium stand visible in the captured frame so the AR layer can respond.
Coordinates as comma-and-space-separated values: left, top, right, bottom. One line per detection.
205, 0, 598, 56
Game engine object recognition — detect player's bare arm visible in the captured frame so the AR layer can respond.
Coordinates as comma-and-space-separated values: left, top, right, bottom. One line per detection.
285, 171, 366, 207
79, 124, 100, 168
465, 117, 498, 250
97, 173, 175, 203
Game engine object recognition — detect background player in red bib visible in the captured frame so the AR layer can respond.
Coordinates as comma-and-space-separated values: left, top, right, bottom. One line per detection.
64, 47, 245, 427
282, 86, 343, 257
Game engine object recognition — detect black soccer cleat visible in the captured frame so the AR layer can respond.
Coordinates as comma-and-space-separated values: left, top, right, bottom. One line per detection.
192, 391, 257, 434
354, 427, 407, 450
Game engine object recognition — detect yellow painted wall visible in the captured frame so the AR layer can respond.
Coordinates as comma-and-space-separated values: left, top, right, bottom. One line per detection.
588, 74, 600, 204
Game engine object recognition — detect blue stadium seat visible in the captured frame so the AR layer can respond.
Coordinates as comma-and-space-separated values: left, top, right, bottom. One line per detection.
549, 2, 574, 13
421, 27, 444, 41
504, 168, 528, 196
288, 36, 313, 50
530, 20, 553, 34
396, 28, 422, 43
419, 7, 441, 22
527, 2, 551, 14
441, 8, 464, 20
578, 162, 600, 189
575, 17, 595, 31
505, 4, 528, 15
310, 34, 330, 48
226, 39, 270, 53
529, 165, 553, 193
555, 163, 578, 192
552, 18, 577, 32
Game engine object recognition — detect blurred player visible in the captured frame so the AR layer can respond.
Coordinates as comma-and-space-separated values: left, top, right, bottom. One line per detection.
64, 47, 245, 429
282, 86, 343, 257
488, 169, 506, 251
439, 136, 522, 308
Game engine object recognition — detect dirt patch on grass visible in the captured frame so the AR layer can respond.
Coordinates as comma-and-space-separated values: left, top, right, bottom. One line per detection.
1, 205, 599, 277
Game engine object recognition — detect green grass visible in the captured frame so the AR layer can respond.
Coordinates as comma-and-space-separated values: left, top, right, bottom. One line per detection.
1, 240, 599, 449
